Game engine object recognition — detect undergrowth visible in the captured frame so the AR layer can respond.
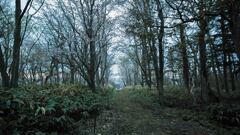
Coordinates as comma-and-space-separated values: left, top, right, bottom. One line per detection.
0, 84, 114, 134
126, 85, 240, 129
164, 85, 192, 108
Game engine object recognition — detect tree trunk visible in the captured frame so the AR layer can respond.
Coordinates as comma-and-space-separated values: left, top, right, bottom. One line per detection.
150, 31, 160, 93
209, 35, 221, 96
156, 0, 165, 102
0, 47, 10, 88
141, 37, 148, 86
179, 24, 190, 92
70, 66, 75, 84
230, 0, 240, 54
147, 50, 152, 89
11, 0, 22, 88
228, 53, 235, 91
198, 0, 209, 104
220, 14, 229, 92
56, 64, 60, 83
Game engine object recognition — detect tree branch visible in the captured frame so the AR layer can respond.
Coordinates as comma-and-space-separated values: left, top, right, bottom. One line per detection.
20, 0, 33, 20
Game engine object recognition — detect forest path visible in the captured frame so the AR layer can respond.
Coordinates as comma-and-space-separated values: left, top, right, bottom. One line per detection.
106, 89, 230, 135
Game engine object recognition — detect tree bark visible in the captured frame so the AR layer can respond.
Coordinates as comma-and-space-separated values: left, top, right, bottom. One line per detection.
198, 0, 209, 104
230, 0, 240, 54
0, 47, 10, 88
10, 0, 22, 88
228, 53, 235, 91
141, 37, 149, 87
209, 35, 221, 96
87, 27, 96, 92
179, 24, 190, 92
70, 66, 75, 84
149, 29, 160, 92
220, 14, 229, 92
156, 0, 165, 102
198, 0, 220, 104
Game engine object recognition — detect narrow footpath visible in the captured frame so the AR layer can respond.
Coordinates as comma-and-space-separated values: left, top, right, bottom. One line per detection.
99, 89, 238, 135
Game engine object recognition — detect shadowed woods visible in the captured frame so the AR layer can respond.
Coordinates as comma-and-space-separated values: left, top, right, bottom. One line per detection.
1, 85, 239, 134
1, 0, 240, 134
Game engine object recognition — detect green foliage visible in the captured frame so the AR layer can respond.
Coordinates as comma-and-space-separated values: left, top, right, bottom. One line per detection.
164, 85, 192, 108
208, 103, 240, 126
123, 86, 158, 108
0, 84, 114, 134
112, 86, 164, 135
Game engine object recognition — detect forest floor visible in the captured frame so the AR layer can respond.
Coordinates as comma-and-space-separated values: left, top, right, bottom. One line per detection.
1, 85, 239, 135
94, 88, 240, 135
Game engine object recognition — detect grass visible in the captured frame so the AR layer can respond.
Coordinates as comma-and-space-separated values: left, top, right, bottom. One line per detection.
106, 85, 240, 135
111, 88, 165, 135
1, 84, 239, 134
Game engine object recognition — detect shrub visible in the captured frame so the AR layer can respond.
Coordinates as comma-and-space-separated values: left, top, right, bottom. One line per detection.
208, 103, 240, 127
163, 85, 192, 108
123, 86, 159, 109
0, 84, 114, 134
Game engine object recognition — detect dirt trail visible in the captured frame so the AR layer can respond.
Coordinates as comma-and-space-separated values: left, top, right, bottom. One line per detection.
105, 90, 235, 135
